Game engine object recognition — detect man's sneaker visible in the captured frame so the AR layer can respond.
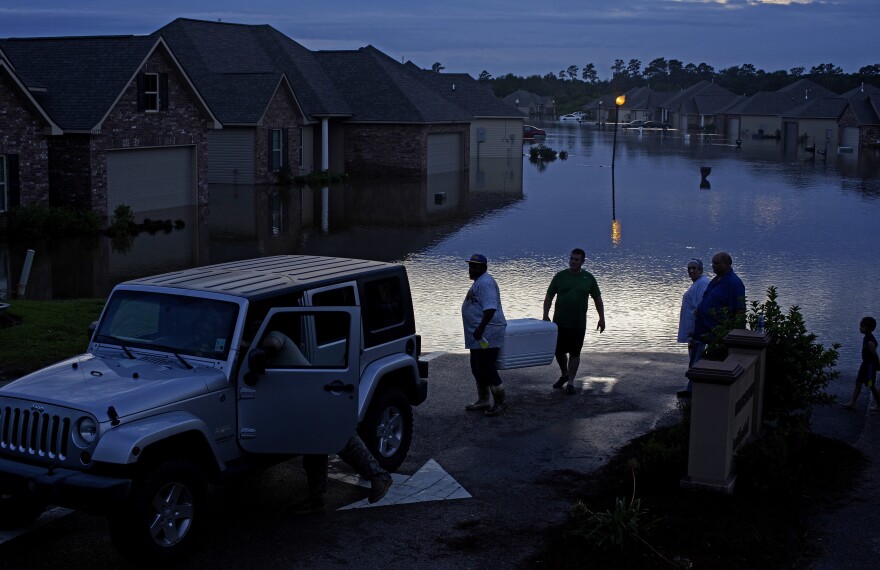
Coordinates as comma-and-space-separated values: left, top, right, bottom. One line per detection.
292, 495, 326, 515
553, 376, 568, 389
368, 473, 393, 504
565, 383, 577, 395
485, 402, 508, 416
465, 399, 490, 411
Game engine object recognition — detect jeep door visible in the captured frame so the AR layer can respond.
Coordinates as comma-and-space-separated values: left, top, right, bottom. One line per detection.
238, 307, 361, 454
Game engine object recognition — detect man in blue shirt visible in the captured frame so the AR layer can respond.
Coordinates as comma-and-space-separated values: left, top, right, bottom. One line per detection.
692, 251, 746, 350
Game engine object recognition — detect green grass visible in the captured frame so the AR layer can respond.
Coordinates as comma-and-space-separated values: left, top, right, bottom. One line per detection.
0, 298, 106, 380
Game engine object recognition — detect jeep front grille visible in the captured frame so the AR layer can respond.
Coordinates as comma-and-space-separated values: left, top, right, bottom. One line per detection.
0, 406, 71, 461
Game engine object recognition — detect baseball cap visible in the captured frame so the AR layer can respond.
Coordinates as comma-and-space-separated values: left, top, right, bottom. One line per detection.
467, 253, 488, 265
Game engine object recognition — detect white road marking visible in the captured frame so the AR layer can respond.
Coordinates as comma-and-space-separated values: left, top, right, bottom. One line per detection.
331, 458, 471, 510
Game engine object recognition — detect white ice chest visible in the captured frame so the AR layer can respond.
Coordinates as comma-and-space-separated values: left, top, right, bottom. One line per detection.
496, 318, 558, 370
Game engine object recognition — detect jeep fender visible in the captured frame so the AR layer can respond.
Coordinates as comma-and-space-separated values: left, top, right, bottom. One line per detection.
91, 411, 224, 472
358, 355, 423, 421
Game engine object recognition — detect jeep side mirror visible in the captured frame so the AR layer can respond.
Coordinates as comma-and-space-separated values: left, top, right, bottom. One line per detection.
88, 321, 98, 341
246, 349, 267, 384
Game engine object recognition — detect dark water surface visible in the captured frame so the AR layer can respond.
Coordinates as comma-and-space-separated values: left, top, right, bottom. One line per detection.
3, 123, 878, 371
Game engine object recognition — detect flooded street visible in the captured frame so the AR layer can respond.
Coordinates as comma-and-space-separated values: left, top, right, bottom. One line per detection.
2, 123, 879, 370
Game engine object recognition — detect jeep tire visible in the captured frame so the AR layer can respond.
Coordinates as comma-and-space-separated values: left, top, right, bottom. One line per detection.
110, 459, 206, 561
359, 388, 412, 472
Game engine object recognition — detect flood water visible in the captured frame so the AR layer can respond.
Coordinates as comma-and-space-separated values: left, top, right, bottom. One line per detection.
3, 122, 879, 371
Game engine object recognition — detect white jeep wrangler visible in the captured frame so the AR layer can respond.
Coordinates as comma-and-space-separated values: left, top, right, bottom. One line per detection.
0, 256, 428, 559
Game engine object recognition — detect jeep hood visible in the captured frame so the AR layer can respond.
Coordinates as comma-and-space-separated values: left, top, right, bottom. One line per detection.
1, 354, 228, 421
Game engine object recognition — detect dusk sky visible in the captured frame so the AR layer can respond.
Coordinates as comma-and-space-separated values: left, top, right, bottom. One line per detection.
1, 1, 877, 79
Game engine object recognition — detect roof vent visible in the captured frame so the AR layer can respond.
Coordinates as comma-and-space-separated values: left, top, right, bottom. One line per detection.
452, 83, 456, 92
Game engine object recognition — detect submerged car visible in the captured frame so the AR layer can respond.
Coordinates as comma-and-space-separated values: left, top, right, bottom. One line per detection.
523, 125, 546, 139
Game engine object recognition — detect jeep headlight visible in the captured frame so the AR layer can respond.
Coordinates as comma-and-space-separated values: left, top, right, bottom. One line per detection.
74, 417, 98, 447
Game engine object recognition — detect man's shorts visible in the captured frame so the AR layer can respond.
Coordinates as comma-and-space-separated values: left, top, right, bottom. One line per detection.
555, 326, 586, 356
857, 363, 877, 387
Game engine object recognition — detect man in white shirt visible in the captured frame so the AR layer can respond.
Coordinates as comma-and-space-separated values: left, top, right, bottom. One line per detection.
461, 253, 508, 416
677, 258, 710, 397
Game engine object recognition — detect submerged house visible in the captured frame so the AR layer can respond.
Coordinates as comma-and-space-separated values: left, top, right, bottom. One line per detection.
1, 18, 521, 220
0, 35, 219, 216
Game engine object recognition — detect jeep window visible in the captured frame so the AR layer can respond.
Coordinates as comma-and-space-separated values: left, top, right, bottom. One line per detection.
260, 311, 350, 368
310, 286, 356, 345
363, 277, 405, 332
95, 291, 239, 359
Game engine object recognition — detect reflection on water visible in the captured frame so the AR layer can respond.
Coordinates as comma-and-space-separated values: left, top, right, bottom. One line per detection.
3, 126, 878, 371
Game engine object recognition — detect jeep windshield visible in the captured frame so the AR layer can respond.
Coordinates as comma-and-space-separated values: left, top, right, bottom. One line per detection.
94, 290, 240, 360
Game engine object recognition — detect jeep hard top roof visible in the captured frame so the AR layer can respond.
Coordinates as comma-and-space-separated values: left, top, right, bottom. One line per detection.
120, 256, 403, 300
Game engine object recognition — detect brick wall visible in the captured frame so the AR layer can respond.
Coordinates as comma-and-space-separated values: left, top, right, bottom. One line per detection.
90, 46, 212, 216
0, 72, 50, 208
255, 87, 303, 184
343, 123, 469, 177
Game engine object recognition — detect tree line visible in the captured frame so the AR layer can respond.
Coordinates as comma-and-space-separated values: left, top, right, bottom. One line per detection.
468, 58, 880, 114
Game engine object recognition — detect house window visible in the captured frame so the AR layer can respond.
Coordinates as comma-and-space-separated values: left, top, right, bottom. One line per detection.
270, 129, 283, 172
143, 73, 159, 112
0, 156, 6, 212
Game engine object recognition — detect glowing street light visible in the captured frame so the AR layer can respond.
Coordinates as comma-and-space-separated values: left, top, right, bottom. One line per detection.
611, 94, 626, 171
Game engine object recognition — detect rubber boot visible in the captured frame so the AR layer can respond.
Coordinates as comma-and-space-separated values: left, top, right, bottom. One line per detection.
465, 384, 491, 411
485, 384, 508, 416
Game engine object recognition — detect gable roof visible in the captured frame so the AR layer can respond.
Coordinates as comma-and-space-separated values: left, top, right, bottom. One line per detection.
0, 34, 218, 132
0, 58, 62, 134
783, 97, 848, 120
0, 35, 155, 130
314, 46, 467, 123
843, 96, 880, 126
154, 18, 351, 124
501, 89, 552, 108
776, 78, 837, 99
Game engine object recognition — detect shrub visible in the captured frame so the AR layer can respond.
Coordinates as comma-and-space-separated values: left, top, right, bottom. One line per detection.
108, 204, 136, 237
704, 286, 838, 422
5, 205, 102, 239
746, 286, 838, 422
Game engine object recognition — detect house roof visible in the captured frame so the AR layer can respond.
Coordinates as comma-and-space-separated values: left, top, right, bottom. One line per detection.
783, 97, 848, 120
840, 83, 880, 99
0, 58, 62, 134
313, 46, 468, 123
153, 18, 351, 124
501, 89, 552, 108
844, 96, 880, 126
0, 35, 157, 130
776, 78, 837, 99
409, 66, 524, 118
662, 81, 736, 111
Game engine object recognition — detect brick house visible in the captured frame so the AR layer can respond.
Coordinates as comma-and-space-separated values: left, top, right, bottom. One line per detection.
0, 36, 219, 218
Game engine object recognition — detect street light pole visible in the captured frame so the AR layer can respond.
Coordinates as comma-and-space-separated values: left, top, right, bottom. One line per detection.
611, 94, 625, 171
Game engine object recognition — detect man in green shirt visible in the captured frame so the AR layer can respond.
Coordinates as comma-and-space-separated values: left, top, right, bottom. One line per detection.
542, 248, 606, 394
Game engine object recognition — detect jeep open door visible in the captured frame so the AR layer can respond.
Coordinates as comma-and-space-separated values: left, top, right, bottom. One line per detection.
238, 306, 361, 454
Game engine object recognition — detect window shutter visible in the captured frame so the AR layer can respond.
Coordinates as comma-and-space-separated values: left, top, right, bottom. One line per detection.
268, 130, 274, 172
7, 154, 21, 208
136, 74, 145, 112
282, 129, 289, 167
159, 73, 169, 110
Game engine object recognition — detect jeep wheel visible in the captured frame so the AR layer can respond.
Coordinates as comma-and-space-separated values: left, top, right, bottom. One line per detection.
359, 388, 412, 472
110, 460, 206, 562
0, 494, 46, 529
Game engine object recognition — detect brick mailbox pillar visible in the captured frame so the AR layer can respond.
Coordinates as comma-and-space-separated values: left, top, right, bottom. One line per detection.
682, 329, 772, 493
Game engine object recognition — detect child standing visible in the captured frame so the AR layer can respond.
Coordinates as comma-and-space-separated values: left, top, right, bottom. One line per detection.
841, 316, 880, 410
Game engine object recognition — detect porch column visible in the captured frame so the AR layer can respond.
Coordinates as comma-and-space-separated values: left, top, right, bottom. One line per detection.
321, 118, 329, 172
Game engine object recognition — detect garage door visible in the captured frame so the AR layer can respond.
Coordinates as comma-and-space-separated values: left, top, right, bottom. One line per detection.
107, 146, 196, 214
841, 127, 859, 148
427, 133, 462, 175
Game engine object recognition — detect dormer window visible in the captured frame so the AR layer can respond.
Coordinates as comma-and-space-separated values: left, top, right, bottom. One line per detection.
137, 72, 168, 112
